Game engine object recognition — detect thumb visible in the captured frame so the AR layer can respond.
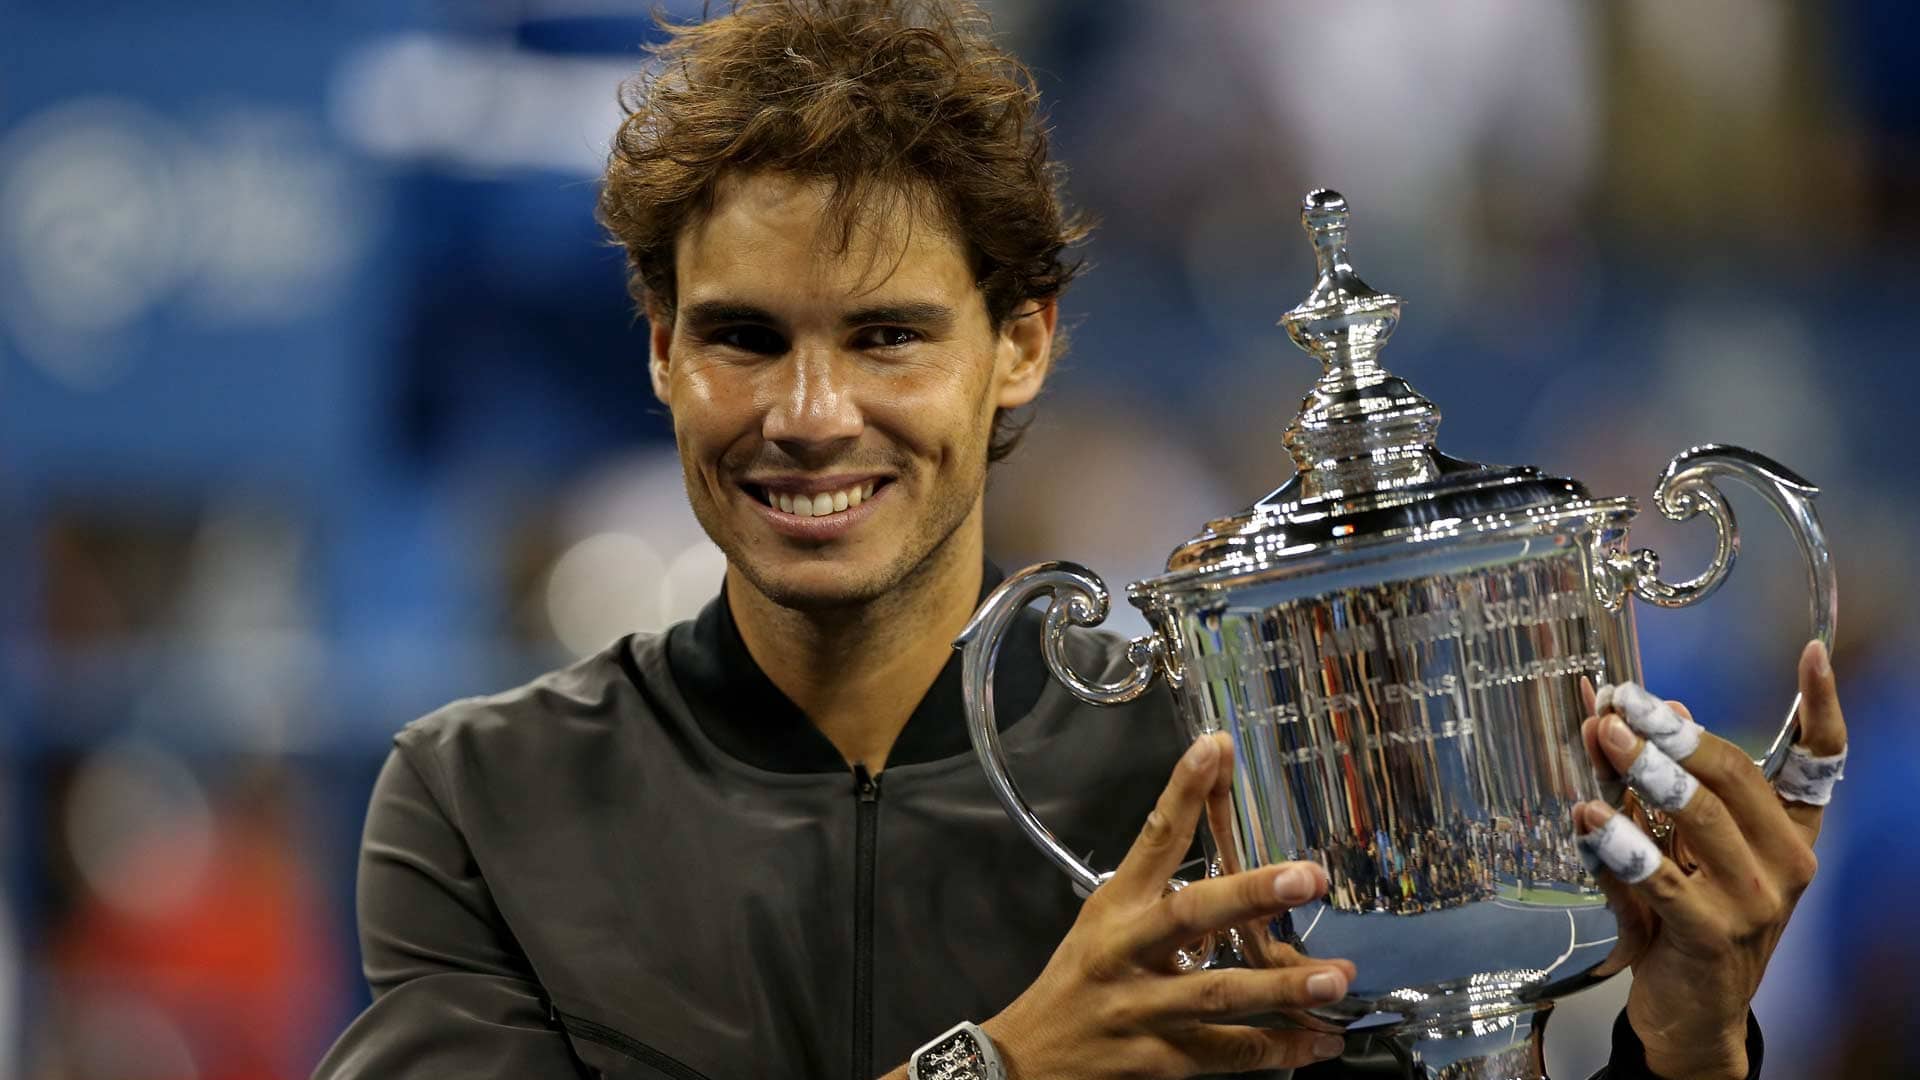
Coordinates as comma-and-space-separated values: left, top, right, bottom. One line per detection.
1795, 639, 1846, 757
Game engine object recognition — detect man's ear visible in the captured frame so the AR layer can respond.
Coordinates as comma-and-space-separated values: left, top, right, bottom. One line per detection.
995, 299, 1058, 410
647, 303, 674, 406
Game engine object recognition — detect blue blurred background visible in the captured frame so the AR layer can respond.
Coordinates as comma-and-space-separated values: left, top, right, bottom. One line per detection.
2, 1, 1916, 1076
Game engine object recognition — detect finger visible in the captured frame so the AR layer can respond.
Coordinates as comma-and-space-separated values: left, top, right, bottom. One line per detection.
1157, 963, 1352, 1021
1595, 714, 1765, 888
1580, 675, 1598, 716
1594, 681, 1617, 717
1780, 639, 1847, 841
1235, 937, 1358, 980
1179, 1024, 1348, 1073
1129, 861, 1327, 962
1672, 719, 1812, 870
1110, 735, 1226, 902
1606, 684, 1812, 868
1607, 682, 1701, 761
1205, 736, 1239, 874
1575, 801, 1715, 937
1571, 804, 1655, 976
1566, 834, 1658, 976
1581, 714, 1627, 806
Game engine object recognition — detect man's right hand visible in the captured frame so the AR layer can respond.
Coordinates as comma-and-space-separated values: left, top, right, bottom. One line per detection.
980, 733, 1355, 1078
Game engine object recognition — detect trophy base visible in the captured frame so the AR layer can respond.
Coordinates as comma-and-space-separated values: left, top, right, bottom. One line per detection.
1397, 1002, 1552, 1080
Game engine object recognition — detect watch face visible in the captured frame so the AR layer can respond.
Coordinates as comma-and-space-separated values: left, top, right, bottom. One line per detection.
920, 1031, 985, 1080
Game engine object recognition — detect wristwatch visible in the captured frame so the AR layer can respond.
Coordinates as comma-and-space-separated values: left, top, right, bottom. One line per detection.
908, 1020, 1006, 1080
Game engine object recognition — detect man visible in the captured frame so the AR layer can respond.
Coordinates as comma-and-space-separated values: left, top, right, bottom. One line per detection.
313, 3, 1845, 1077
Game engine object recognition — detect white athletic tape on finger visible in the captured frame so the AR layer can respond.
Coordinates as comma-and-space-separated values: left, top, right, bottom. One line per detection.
1610, 682, 1703, 761
1593, 683, 1616, 717
1624, 738, 1699, 812
1773, 744, 1847, 806
1577, 812, 1661, 884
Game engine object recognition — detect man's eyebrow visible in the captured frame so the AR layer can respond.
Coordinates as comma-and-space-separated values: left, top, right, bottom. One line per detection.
841, 301, 956, 328
679, 300, 781, 326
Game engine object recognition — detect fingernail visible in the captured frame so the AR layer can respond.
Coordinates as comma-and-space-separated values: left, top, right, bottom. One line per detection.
1183, 736, 1218, 772
1313, 1033, 1346, 1058
1275, 864, 1316, 902
1807, 639, 1831, 678
1307, 970, 1346, 1002
1602, 715, 1636, 754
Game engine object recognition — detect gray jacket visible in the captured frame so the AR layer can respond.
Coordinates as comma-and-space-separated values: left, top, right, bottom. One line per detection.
312, 584, 1753, 1079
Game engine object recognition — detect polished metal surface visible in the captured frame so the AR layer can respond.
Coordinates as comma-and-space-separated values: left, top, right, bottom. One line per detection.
955, 563, 1163, 898
1599, 444, 1836, 778
1155, 190, 1614, 588
956, 190, 1838, 1080
1279, 188, 1441, 497
1152, 535, 1634, 1011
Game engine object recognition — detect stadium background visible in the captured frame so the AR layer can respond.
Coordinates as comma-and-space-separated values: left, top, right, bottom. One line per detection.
2, 1, 1916, 1076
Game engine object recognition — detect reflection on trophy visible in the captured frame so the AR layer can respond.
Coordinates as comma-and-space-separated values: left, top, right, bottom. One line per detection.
957, 190, 1836, 1079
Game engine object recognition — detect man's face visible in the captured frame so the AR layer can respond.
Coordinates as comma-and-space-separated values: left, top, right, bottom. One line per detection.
652, 171, 1054, 610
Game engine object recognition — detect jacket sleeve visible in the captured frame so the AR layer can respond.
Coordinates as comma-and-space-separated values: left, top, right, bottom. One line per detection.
311, 744, 588, 1078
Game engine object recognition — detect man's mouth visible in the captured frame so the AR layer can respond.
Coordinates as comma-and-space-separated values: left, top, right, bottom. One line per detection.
747, 479, 887, 519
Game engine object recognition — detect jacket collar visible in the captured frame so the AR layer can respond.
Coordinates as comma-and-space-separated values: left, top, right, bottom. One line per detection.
665, 561, 1048, 774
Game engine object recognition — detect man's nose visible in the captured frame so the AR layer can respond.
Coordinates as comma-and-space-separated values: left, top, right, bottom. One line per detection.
762, 347, 863, 449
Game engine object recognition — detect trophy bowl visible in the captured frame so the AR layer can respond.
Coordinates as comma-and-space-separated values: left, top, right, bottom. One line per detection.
956, 190, 1835, 1079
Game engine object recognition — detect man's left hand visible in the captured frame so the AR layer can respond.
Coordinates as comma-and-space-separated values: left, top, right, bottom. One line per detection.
1573, 639, 1845, 1080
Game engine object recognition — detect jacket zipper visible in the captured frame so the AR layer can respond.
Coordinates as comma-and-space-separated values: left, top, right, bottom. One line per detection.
852, 763, 882, 1080
551, 1002, 715, 1080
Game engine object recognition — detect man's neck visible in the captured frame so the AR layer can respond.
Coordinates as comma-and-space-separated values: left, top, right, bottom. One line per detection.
725, 515, 986, 774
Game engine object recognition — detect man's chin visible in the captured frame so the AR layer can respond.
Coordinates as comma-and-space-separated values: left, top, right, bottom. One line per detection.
732, 554, 901, 612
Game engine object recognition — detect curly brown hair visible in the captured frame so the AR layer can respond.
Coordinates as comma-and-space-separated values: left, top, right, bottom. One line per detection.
597, 0, 1089, 461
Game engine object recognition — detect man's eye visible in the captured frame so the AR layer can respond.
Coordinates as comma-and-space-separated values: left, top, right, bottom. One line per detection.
857, 326, 921, 350
707, 326, 787, 355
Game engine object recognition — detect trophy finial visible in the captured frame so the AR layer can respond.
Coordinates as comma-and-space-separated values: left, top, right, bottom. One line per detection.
1282, 188, 1398, 362
1301, 188, 1352, 278
1278, 189, 1442, 497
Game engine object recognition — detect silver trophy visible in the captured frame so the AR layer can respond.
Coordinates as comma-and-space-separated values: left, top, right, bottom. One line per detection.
956, 190, 1836, 1079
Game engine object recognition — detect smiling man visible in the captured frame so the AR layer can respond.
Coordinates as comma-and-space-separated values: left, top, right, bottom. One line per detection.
313, 3, 1843, 1079
648, 168, 1052, 773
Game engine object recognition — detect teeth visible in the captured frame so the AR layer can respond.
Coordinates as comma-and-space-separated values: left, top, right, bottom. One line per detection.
764, 481, 880, 518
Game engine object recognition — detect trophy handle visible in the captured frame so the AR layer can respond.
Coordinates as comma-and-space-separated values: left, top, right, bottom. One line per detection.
954, 561, 1168, 898
1613, 444, 1838, 776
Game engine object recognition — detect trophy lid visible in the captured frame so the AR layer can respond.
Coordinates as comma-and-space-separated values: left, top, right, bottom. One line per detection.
1146, 190, 1615, 589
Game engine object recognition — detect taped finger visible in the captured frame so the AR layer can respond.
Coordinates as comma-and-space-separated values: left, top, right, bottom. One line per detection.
1623, 734, 1700, 812
1606, 682, 1703, 761
1576, 804, 1661, 883
1774, 744, 1847, 806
